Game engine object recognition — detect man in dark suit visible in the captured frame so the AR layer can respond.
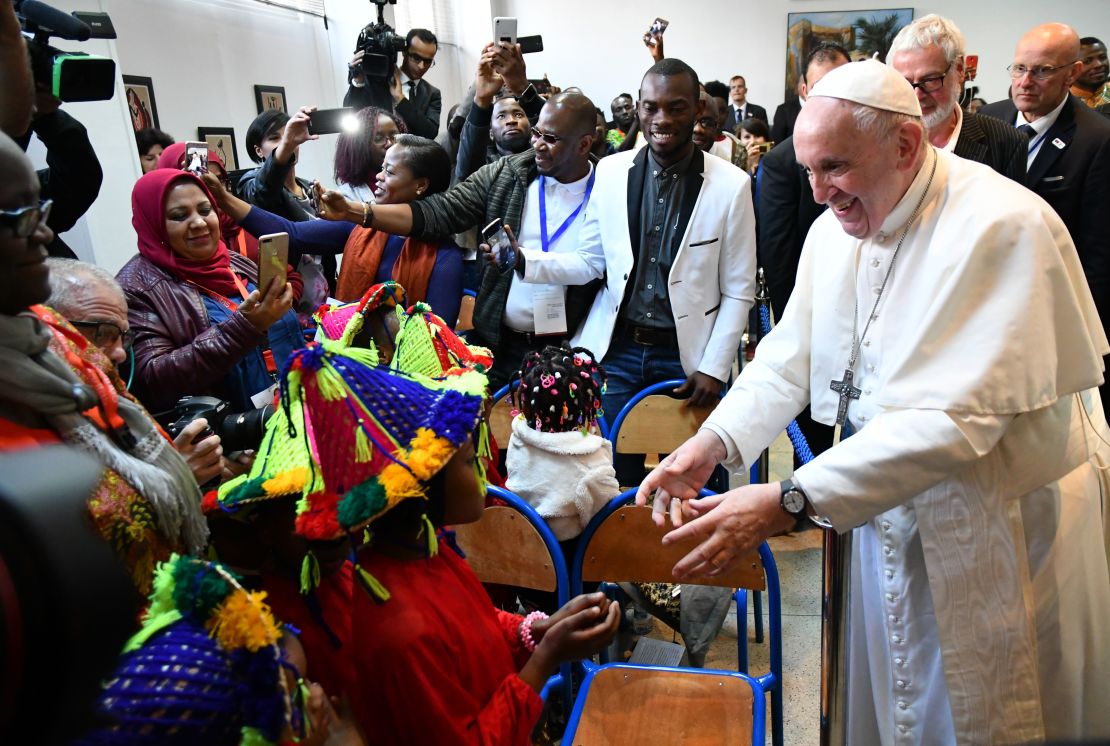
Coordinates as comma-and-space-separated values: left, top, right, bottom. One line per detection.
756, 42, 850, 462
345, 28, 442, 138
769, 95, 800, 145
980, 22, 1110, 411
723, 76, 768, 134
889, 14, 1026, 183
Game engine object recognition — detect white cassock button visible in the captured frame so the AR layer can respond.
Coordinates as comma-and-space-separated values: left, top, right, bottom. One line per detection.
865, 388, 872, 395
886, 593, 896, 602
897, 700, 908, 710
867, 364, 876, 372
885, 570, 894, 579
897, 680, 907, 689
863, 340, 871, 347
899, 725, 909, 733
873, 286, 881, 295
892, 634, 902, 643
888, 614, 897, 622
881, 521, 891, 530
871, 259, 880, 267
884, 546, 893, 555
895, 657, 905, 667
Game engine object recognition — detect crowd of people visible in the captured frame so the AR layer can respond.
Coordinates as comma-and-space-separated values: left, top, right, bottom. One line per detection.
2, 3, 1110, 743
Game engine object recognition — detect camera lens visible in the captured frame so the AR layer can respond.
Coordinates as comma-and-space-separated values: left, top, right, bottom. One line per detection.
215, 405, 274, 453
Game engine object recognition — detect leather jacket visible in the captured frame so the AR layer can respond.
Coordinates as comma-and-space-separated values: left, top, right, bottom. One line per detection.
117, 252, 265, 413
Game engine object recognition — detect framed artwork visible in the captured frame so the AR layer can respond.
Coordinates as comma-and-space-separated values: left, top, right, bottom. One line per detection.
122, 75, 160, 132
197, 126, 239, 171
784, 8, 914, 99
254, 85, 288, 115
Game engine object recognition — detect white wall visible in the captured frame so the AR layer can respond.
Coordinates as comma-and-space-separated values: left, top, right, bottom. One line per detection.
25, 0, 1108, 272
490, 0, 1108, 121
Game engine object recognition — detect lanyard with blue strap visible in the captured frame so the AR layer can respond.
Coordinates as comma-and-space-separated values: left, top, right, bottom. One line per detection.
537, 168, 596, 252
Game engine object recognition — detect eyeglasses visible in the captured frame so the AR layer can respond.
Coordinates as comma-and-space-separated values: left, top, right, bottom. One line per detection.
406, 50, 436, 68
531, 127, 566, 145
70, 320, 134, 350
0, 199, 53, 238
1006, 61, 1078, 80
907, 65, 951, 93
694, 117, 719, 129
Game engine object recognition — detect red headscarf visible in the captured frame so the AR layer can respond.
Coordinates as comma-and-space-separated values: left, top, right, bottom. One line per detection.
131, 169, 240, 298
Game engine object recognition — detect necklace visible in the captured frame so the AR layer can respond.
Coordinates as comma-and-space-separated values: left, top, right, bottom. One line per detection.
830, 150, 938, 429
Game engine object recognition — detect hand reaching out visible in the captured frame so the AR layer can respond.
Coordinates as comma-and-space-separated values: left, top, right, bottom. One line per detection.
635, 429, 727, 526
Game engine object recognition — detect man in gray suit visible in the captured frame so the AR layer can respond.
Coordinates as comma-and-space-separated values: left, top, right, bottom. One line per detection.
889, 14, 1025, 183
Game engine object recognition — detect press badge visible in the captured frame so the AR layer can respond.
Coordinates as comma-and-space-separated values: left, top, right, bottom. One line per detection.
532, 284, 568, 335
251, 382, 279, 410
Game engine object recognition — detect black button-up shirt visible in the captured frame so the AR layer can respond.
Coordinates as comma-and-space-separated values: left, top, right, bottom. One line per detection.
623, 146, 697, 329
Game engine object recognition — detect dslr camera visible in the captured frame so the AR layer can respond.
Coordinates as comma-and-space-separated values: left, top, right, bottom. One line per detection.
161, 395, 274, 454
14, 0, 117, 102
354, 0, 406, 81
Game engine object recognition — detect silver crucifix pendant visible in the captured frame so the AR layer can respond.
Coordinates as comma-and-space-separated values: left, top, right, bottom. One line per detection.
829, 368, 861, 428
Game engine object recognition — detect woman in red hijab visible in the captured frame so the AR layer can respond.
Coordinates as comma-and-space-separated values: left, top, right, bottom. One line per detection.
116, 170, 304, 414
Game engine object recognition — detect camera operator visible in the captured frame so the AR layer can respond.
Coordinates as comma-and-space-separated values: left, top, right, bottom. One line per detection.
346, 28, 442, 138
0, 2, 32, 137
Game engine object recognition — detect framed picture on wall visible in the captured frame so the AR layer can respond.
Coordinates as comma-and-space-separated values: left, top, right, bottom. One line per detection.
197, 127, 240, 171
122, 75, 160, 132
784, 8, 914, 99
254, 85, 288, 115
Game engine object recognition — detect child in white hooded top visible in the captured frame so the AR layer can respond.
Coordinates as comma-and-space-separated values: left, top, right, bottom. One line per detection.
505, 345, 619, 541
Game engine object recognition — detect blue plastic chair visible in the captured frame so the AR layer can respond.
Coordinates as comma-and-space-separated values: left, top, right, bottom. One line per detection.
452, 485, 572, 704
568, 489, 784, 746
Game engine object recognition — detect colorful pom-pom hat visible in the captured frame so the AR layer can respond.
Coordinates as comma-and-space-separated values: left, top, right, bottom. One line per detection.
78, 555, 302, 746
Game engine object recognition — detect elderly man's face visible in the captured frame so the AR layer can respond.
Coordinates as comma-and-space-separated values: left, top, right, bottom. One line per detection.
795, 98, 916, 240
71, 283, 131, 365
1010, 28, 1082, 119
890, 45, 962, 132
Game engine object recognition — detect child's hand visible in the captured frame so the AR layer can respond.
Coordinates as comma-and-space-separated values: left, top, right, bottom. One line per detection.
530, 592, 609, 646
325, 694, 369, 746
534, 593, 621, 663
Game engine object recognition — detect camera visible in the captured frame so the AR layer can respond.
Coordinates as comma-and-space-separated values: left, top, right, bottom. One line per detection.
161, 395, 275, 454
15, 0, 117, 102
354, 0, 406, 81
755, 141, 775, 154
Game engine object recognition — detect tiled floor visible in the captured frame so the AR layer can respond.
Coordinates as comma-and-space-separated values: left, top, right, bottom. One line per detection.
641, 431, 824, 745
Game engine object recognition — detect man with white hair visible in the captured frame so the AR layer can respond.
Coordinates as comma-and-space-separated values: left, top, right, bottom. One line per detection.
638, 59, 1110, 743
888, 14, 1026, 182
46, 258, 132, 366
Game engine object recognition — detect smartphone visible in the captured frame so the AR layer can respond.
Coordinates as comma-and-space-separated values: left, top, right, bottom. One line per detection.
481, 218, 516, 272
964, 54, 979, 81
517, 34, 543, 54
308, 107, 357, 136
755, 141, 774, 154
644, 17, 669, 46
493, 16, 517, 46
184, 141, 208, 176
257, 233, 289, 293
528, 77, 553, 95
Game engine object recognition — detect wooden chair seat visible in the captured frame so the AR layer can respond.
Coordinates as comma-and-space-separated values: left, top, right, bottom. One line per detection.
568, 666, 756, 746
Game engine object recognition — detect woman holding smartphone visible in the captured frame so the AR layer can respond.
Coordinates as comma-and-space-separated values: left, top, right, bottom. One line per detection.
204, 135, 464, 327
117, 169, 304, 413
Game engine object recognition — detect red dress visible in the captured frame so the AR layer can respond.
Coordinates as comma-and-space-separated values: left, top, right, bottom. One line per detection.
350, 542, 544, 745
262, 564, 355, 703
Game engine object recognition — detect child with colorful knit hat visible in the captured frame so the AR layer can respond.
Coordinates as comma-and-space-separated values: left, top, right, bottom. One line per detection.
263, 338, 618, 743
505, 345, 619, 541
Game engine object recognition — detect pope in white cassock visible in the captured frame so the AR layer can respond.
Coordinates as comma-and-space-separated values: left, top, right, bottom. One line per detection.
638, 59, 1110, 745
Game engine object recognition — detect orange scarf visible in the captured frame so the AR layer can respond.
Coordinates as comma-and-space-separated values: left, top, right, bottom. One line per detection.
336, 227, 440, 304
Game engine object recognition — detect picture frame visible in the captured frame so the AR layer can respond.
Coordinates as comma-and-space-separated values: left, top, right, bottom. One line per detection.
197, 126, 240, 171
784, 8, 914, 99
254, 85, 288, 115
122, 75, 160, 132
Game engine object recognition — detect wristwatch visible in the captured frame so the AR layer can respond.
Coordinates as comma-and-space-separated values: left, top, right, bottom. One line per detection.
779, 479, 807, 516
779, 479, 834, 528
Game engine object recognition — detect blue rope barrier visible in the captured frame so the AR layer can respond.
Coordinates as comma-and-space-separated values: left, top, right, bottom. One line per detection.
757, 303, 815, 465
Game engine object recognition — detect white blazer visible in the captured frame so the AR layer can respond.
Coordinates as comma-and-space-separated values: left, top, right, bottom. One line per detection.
520, 148, 757, 381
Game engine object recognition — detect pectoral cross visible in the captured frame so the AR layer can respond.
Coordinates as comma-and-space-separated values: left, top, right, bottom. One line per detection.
829, 368, 861, 428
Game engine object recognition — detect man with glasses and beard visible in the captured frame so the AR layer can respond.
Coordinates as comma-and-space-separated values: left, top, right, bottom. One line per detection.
889, 15, 1026, 183
321, 92, 601, 389
347, 28, 442, 139
980, 23, 1110, 413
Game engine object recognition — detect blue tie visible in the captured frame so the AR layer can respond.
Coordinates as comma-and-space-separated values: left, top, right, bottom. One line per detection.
1017, 123, 1037, 148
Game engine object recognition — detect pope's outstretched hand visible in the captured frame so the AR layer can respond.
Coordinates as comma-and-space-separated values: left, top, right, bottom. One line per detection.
635, 429, 727, 527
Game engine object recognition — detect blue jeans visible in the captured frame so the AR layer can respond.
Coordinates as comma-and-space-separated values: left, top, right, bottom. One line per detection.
601, 337, 687, 487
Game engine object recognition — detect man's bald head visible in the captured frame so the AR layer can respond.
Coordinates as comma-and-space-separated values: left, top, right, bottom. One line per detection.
0, 131, 54, 315
545, 91, 599, 137
1011, 23, 1083, 119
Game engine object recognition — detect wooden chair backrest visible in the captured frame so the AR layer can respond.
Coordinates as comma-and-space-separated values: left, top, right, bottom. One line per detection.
570, 666, 755, 745
456, 293, 475, 332
580, 505, 765, 591
452, 505, 557, 591
489, 393, 515, 448
614, 395, 716, 454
